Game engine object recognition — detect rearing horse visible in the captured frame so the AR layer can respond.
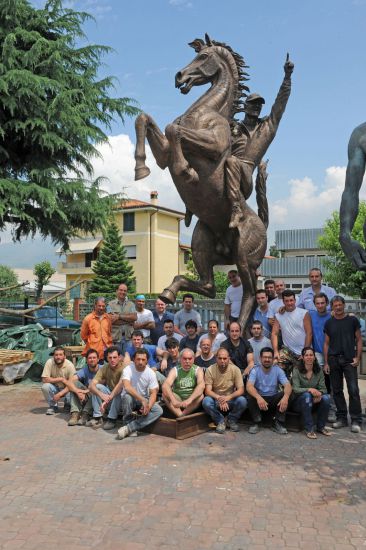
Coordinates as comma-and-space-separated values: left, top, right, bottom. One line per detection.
134, 35, 268, 331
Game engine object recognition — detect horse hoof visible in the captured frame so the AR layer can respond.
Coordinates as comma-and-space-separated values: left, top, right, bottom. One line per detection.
135, 166, 151, 181
159, 288, 176, 305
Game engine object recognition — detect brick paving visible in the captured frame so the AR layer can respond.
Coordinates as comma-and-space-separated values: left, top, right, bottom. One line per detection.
1, 382, 366, 549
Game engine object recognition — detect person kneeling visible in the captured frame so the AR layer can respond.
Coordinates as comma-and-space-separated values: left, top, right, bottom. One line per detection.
162, 348, 205, 417
202, 347, 247, 434
246, 347, 291, 434
116, 348, 163, 439
291, 347, 331, 439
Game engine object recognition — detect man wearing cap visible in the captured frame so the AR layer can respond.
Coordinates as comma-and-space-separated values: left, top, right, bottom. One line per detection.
134, 294, 155, 341
225, 54, 294, 228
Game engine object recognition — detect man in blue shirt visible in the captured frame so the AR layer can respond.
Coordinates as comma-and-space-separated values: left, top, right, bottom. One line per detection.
149, 298, 174, 345
253, 289, 271, 338
246, 347, 292, 434
64, 348, 100, 426
297, 268, 336, 311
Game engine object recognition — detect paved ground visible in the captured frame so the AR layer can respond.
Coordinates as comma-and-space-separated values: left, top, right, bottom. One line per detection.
1, 382, 366, 550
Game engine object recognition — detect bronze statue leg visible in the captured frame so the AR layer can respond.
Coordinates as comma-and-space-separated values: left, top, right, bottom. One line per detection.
135, 113, 170, 180
225, 156, 245, 229
165, 123, 199, 185
159, 221, 222, 304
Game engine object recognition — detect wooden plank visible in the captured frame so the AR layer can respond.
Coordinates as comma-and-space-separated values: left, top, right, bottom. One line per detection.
0, 349, 33, 368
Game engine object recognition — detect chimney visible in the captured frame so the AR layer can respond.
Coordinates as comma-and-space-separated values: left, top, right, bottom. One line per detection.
150, 191, 158, 205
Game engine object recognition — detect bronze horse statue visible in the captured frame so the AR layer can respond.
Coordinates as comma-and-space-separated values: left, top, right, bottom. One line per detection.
134, 35, 269, 330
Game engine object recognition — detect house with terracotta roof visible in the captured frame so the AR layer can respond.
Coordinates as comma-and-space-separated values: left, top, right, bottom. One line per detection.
57, 192, 190, 296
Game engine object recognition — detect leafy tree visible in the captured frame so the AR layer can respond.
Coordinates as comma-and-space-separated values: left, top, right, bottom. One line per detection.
269, 244, 280, 258
34, 260, 56, 300
89, 219, 135, 298
318, 202, 366, 298
0, 0, 139, 249
185, 251, 228, 294
0, 265, 19, 297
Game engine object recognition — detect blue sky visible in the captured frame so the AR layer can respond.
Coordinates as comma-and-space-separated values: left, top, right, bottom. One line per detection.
5, 0, 366, 263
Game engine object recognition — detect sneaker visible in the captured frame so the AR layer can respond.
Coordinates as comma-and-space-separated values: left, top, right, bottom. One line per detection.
215, 422, 226, 434
77, 412, 90, 426
327, 412, 337, 423
272, 420, 288, 435
68, 412, 80, 426
332, 420, 348, 429
227, 419, 239, 432
86, 417, 103, 429
103, 419, 116, 431
46, 405, 58, 415
129, 430, 138, 437
117, 425, 130, 440
63, 402, 71, 413
249, 423, 259, 434
351, 423, 361, 433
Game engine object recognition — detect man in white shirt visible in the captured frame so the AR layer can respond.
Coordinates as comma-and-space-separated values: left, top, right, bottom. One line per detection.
248, 321, 272, 367
174, 293, 202, 335
267, 279, 286, 326
111, 348, 163, 439
272, 289, 312, 376
134, 294, 155, 340
224, 270, 243, 329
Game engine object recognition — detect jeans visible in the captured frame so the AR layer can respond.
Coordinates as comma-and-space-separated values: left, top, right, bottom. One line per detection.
121, 394, 163, 432
202, 396, 247, 425
328, 356, 362, 424
292, 392, 331, 432
91, 384, 122, 420
247, 392, 286, 423
70, 381, 93, 415
41, 383, 70, 407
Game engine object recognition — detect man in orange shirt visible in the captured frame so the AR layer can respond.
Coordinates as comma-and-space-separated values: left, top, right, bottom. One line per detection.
81, 297, 112, 363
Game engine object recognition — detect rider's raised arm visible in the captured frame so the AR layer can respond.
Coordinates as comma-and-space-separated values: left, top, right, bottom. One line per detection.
268, 53, 294, 127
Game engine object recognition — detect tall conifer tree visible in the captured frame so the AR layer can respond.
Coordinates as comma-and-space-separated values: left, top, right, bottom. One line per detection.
0, 0, 139, 248
89, 219, 135, 297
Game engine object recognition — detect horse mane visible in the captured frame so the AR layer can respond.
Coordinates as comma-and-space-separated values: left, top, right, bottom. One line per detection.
189, 34, 250, 121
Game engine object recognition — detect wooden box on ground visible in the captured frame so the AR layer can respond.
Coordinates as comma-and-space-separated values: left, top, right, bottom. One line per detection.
142, 411, 210, 440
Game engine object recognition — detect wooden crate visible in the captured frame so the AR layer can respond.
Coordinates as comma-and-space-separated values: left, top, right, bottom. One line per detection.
0, 349, 33, 368
143, 411, 210, 440
63, 346, 84, 365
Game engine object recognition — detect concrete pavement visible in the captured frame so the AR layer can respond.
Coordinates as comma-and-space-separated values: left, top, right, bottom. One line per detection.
1, 381, 366, 550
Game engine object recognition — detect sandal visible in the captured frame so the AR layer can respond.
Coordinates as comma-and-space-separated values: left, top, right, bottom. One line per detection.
306, 431, 317, 439
317, 427, 332, 436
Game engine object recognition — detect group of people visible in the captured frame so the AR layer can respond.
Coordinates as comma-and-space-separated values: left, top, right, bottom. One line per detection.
40, 270, 364, 440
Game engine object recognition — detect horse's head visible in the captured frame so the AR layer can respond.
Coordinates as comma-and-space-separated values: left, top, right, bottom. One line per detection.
175, 34, 223, 95
175, 34, 250, 120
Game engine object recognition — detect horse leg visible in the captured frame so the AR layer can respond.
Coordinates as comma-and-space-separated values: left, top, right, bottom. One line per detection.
159, 221, 220, 304
165, 123, 199, 185
135, 113, 170, 180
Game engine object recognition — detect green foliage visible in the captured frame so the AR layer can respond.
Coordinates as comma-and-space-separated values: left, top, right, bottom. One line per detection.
269, 244, 280, 258
0, 264, 19, 298
0, 0, 139, 249
89, 219, 135, 298
185, 251, 228, 295
34, 260, 56, 299
318, 202, 366, 298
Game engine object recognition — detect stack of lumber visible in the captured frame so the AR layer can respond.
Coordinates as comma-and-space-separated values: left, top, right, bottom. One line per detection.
0, 349, 34, 383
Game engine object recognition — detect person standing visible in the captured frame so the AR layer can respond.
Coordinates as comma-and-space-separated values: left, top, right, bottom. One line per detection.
108, 283, 137, 352
297, 268, 336, 311
248, 321, 272, 367
221, 321, 254, 376
264, 279, 276, 303
224, 270, 243, 329
197, 319, 226, 354
267, 279, 286, 326
81, 297, 112, 363
174, 294, 202, 335
149, 298, 174, 345
253, 289, 271, 338
324, 295, 363, 433
134, 295, 155, 340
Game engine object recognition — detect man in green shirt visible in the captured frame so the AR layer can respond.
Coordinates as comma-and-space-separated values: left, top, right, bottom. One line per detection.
162, 348, 205, 417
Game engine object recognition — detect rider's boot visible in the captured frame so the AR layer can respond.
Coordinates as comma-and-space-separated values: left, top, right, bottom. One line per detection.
229, 202, 244, 228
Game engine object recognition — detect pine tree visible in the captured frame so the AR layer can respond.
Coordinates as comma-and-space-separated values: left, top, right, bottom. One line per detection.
0, 0, 139, 249
89, 219, 135, 298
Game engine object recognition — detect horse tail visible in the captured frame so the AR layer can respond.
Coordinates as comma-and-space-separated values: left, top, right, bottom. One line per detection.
256, 159, 269, 229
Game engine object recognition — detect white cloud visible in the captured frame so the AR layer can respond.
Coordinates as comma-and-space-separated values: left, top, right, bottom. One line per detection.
169, 0, 193, 8
269, 166, 356, 231
91, 133, 185, 213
